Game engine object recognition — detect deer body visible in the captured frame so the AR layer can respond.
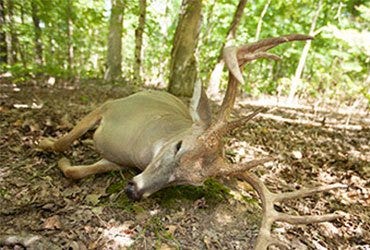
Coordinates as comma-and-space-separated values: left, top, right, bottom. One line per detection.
40, 86, 212, 200
93, 90, 192, 169
39, 35, 345, 249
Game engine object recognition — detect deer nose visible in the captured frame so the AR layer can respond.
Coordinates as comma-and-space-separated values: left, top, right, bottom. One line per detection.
125, 181, 142, 201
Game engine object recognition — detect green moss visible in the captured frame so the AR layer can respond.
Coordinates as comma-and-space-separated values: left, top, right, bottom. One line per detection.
80, 95, 90, 103
241, 195, 259, 205
106, 179, 127, 194
105, 177, 230, 210
154, 179, 231, 208
105, 179, 135, 212
132, 204, 146, 213
0, 188, 7, 197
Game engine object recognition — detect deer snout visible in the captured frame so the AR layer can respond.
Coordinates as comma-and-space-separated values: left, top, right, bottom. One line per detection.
124, 181, 142, 201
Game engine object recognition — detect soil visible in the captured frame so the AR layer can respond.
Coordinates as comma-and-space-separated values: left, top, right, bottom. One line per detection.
0, 78, 369, 250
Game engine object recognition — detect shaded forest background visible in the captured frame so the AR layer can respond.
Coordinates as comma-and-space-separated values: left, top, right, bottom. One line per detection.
0, 1, 369, 249
0, 0, 369, 106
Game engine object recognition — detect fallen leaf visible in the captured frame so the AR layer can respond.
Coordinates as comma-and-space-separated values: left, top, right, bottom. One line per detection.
92, 206, 104, 215
166, 225, 177, 235
43, 215, 62, 230
159, 243, 175, 250
85, 194, 101, 206
292, 150, 303, 159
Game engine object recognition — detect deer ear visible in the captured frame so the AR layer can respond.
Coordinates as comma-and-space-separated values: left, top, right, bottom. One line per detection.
189, 79, 212, 128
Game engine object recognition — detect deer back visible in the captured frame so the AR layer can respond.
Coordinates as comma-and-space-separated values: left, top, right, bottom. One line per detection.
94, 90, 193, 170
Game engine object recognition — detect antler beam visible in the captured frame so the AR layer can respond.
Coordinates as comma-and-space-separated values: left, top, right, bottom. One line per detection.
205, 34, 346, 249
240, 171, 346, 249
216, 34, 313, 129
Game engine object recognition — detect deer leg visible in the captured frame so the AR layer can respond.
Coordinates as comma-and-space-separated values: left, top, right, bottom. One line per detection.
58, 157, 122, 180
39, 107, 103, 152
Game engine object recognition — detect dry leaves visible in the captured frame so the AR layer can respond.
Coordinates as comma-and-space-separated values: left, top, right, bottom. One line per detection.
0, 81, 368, 249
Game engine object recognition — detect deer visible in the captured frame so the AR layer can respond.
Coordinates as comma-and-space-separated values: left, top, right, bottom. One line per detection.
39, 34, 346, 249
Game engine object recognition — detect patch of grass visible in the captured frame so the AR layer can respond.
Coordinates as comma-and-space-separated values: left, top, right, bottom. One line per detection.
106, 179, 127, 194
80, 95, 90, 103
105, 179, 138, 212
138, 215, 180, 249
105, 177, 230, 211
154, 179, 231, 208
241, 195, 259, 205
0, 188, 7, 198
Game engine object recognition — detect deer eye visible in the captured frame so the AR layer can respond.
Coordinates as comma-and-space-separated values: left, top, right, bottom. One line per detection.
175, 141, 182, 154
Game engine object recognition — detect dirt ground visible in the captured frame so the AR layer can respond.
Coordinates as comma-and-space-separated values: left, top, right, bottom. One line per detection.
0, 78, 369, 250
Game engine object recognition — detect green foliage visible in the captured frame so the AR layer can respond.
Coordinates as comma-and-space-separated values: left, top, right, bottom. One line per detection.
198, 0, 369, 103
105, 178, 134, 211
153, 179, 230, 208
1, 0, 368, 104
0, 188, 7, 198
137, 215, 180, 249
1, 0, 107, 78
105, 176, 229, 212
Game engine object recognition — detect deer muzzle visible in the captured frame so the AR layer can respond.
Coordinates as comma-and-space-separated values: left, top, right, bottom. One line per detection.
124, 181, 143, 201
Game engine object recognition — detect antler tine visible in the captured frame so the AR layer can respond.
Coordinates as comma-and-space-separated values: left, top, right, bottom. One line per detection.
215, 46, 242, 124
274, 183, 347, 202
226, 107, 269, 134
215, 34, 313, 130
238, 34, 314, 55
239, 170, 346, 250
211, 156, 275, 177
224, 46, 245, 85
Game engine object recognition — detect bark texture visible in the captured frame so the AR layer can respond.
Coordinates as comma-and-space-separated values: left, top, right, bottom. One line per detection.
0, 0, 6, 64
31, 0, 43, 66
255, 0, 271, 41
168, 0, 202, 97
5, 0, 18, 65
104, 0, 124, 82
133, 0, 146, 85
288, 0, 322, 104
66, 0, 74, 72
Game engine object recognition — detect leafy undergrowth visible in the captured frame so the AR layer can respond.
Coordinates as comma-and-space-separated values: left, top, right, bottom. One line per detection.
0, 78, 369, 249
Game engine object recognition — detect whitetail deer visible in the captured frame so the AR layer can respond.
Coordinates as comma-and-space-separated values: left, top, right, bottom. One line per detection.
40, 34, 345, 249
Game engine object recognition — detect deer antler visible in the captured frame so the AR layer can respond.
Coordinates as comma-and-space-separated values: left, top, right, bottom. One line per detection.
201, 34, 347, 249
201, 34, 313, 155
201, 34, 314, 177
216, 34, 313, 129
241, 168, 346, 249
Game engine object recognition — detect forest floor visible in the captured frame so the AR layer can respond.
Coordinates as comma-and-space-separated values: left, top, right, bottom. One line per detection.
0, 78, 369, 250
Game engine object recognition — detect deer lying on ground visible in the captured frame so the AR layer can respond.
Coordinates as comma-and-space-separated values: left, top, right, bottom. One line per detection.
40, 34, 345, 249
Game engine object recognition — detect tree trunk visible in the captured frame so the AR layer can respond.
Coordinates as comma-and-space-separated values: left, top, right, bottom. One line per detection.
66, 0, 74, 73
18, 2, 27, 67
5, 0, 18, 65
287, 0, 322, 104
104, 0, 124, 82
31, 0, 43, 66
254, 0, 270, 41
0, 0, 6, 64
168, 0, 202, 97
201, 0, 215, 47
207, 0, 248, 97
133, 0, 146, 85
